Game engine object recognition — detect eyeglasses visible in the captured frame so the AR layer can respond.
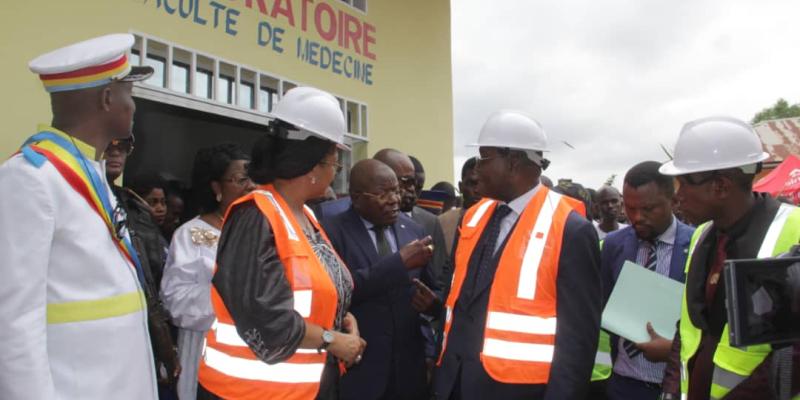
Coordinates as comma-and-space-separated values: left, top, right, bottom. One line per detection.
107, 139, 134, 155
360, 189, 401, 202
223, 175, 254, 187
319, 160, 343, 174
397, 176, 416, 187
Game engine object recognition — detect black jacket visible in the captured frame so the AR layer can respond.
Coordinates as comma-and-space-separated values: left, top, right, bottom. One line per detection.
113, 186, 178, 383
434, 209, 602, 400
663, 194, 785, 398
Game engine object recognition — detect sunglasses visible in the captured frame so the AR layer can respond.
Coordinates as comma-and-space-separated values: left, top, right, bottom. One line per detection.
678, 171, 719, 186
107, 139, 134, 155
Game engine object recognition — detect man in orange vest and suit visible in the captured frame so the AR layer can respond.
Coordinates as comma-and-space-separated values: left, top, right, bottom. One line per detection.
433, 110, 602, 400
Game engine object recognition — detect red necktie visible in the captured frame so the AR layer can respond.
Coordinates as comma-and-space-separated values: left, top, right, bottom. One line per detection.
705, 232, 729, 306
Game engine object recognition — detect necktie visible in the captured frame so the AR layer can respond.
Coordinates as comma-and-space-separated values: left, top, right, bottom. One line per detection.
644, 240, 658, 271
705, 232, 729, 306
473, 204, 513, 288
371, 225, 392, 257
622, 240, 659, 358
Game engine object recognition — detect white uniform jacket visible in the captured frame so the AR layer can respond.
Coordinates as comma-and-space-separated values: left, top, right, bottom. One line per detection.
0, 130, 157, 400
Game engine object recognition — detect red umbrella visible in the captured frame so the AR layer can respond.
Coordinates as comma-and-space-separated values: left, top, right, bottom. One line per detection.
753, 155, 800, 204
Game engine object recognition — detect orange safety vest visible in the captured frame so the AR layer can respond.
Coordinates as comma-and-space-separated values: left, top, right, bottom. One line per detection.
198, 185, 340, 400
438, 187, 583, 384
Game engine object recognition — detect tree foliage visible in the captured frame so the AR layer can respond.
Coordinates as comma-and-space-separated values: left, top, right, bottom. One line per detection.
752, 98, 800, 124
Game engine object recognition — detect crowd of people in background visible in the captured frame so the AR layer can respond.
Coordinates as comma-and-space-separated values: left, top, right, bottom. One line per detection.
2, 33, 799, 400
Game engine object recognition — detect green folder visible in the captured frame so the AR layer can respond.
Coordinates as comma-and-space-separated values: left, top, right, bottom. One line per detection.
601, 260, 685, 343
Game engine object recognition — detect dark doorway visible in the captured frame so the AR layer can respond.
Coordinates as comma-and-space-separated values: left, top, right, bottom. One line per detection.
124, 98, 266, 188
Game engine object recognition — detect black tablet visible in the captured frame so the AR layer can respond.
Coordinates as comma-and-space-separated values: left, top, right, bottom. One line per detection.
724, 256, 800, 347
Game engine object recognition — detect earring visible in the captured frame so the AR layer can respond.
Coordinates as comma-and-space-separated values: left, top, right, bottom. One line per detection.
216, 193, 222, 202
310, 176, 317, 185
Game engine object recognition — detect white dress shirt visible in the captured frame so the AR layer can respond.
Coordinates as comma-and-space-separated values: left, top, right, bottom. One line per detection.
161, 216, 220, 400
0, 128, 157, 400
494, 184, 541, 254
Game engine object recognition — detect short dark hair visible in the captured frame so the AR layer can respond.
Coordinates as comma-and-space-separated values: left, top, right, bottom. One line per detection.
128, 174, 167, 199
249, 120, 336, 185
191, 143, 249, 214
624, 161, 674, 197
461, 157, 477, 180
431, 181, 456, 198
553, 180, 594, 220
409, 155, 424, 174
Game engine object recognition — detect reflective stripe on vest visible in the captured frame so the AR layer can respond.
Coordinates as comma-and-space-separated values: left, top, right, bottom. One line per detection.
591, 330, 613, 381
46, 290, 145, 324
592, 241, 612, 381
486, 311, 557, 335
516, 191, 558, 300
198, 185, 340, 400
679, 203, 800, 398
204, 347, 324, 383
439, 187, 583, 384
213, 321, 320, 354
483, 339, 555, 362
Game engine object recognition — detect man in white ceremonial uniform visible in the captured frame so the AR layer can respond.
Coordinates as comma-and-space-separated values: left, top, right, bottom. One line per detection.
0, 34, 158, 399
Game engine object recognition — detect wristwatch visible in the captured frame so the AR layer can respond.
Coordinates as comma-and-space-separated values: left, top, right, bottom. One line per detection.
318, 330, 335, 354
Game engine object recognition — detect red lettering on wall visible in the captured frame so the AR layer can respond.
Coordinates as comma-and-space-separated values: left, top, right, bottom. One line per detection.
363, 23, 376, 60
337, 8, 345, 48
271, 0, 295, 27
343, 13, 361, 54
307, 2, 377, 60
314, 2, 337, 41
301, 0, 313, 32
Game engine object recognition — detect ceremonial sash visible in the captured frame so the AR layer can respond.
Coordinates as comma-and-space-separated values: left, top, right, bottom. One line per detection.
19, 131, 145, 286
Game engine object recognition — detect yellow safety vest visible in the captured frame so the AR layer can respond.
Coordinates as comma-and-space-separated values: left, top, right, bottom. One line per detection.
592, 238, 612, 381
679, 203, 800, 399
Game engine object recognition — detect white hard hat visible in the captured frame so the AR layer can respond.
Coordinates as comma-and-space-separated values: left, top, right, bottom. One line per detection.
659, 116, 769, 176
272, 86, 349, 149
469, 110, 548, 152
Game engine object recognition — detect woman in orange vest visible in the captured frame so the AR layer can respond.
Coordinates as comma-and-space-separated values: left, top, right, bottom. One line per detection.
197, 87, 366, 400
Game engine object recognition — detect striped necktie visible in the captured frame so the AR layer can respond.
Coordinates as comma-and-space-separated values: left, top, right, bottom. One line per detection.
644, 240, 658, 271
622, 240, 659, 358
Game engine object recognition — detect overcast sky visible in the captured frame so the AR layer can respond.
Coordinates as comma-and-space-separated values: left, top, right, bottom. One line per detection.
450, 0, 800, 189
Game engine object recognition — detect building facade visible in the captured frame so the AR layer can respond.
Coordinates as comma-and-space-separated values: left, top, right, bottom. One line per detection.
1, 0, 454, 193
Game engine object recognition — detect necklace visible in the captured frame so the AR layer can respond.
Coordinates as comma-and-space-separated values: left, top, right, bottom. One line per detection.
201, 211, 224, 230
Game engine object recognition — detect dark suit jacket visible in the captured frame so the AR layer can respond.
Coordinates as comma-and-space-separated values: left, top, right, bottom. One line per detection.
599, 219, 694, 366
410, 206, 449, 286
410, 206, 450, 359
434, 210, 602, 400
323, 207, 438, 400
316, 196, 352, 220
